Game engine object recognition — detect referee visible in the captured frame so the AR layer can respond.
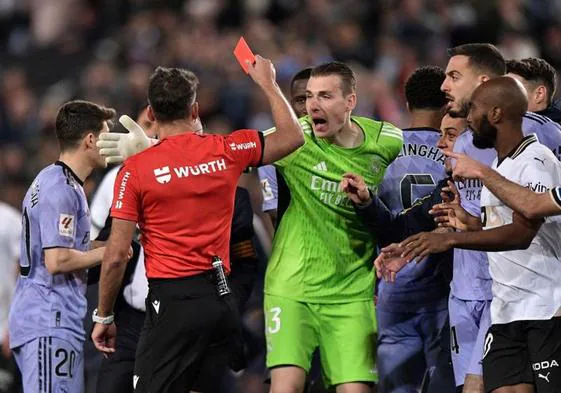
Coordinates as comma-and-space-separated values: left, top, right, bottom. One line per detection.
92, 186, 259, 393
91, 57, 303, 393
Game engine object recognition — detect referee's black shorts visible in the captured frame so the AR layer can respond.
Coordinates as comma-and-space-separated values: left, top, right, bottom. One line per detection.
133, 272, 241, 393
482, 317, 561, 393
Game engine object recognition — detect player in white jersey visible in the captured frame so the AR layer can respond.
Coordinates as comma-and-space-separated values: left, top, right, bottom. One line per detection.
378, 77, 561, 393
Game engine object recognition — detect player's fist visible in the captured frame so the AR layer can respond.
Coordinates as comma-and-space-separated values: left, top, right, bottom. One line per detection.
92, 322, 117, 357
341, 173, 371, 205
246, 55, 277, 89
96, 115, 153, 165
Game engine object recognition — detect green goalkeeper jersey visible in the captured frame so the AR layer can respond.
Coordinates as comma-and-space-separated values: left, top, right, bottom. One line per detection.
265, 115, 403, 303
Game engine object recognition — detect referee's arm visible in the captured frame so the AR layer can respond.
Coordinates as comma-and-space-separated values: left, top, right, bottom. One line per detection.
97, 218, 136, 317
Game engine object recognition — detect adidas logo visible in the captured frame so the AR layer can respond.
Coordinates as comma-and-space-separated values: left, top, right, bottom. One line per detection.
313, 161, 328, 171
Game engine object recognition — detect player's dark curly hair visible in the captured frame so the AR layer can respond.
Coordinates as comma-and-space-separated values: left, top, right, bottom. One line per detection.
405, 66, 447, 110
148, 66, 199, 122
506, 58, 557, 105
55, 100, 116, 152
311, 62, 356, 95
448, 43, 506, 77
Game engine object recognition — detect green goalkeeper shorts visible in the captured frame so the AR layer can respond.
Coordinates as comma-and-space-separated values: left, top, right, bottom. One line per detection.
264, 294, 378, 387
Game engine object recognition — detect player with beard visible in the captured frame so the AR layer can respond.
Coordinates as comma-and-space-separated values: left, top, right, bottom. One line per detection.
436, 43, 561, 393
378, 76, 561, 393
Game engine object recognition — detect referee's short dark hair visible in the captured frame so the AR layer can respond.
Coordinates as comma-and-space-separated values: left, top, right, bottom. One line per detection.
448, 43, 506, 77
311, 62, 356, 95
55, 100, 116, 152
507, 58, 557, 105
148, 66, 200, 122
405, 66, 447, 110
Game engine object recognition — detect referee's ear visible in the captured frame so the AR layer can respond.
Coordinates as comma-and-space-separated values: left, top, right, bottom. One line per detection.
190, 102, 200, 123
147, 106, 156, 122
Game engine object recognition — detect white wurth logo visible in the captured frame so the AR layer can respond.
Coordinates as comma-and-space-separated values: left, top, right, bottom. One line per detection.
154, 166, 171, 184
173, 159, 227, 178
114, 171, 131, 209
229, 141, 256, 151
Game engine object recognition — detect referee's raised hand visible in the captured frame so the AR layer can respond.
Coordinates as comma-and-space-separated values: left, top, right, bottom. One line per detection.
246, 55, 277, 89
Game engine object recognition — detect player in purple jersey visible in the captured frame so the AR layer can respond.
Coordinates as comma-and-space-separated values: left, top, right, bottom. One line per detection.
8, 101, 117, 393
506, 58, 561, 123
436, 43, 507, 393
381, 77, 561, 393
375, 66, 454, 393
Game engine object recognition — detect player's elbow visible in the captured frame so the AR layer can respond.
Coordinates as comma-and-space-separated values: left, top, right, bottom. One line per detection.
45, 259, 62, 275
44, 249, 70, 274
103, 247, 130, 269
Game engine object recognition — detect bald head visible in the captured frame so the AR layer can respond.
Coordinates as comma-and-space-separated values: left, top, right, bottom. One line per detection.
471, 76, 528, 121
468, 76, 529, 149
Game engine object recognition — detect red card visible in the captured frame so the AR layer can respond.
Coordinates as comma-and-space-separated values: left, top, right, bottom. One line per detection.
234, 37, 256, 74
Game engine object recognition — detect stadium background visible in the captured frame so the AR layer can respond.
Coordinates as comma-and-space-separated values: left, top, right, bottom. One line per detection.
1, 0, 561, 392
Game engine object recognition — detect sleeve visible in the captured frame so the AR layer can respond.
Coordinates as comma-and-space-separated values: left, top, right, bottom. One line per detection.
230, 188, 258, 261
40, 185, 79, 249
550, 186, 561, 210
110, 162, 141, 222
225, 129, 265, 170
90, 166, 119, 232
518, 154, 560, 191
377, 122, 403, 164
355, 193, 396, 246
374, 179, 446, 245
258, 165, 278, 212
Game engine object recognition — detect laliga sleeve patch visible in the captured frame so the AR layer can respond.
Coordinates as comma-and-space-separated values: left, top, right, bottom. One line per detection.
59, 214, 75, 237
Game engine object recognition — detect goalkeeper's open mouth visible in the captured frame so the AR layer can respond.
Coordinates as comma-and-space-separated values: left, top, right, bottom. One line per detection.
311, 116, 328, 133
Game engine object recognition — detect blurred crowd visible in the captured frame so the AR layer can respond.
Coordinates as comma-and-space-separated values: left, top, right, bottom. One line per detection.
3, 0, 561, 207
2, 0, 561, 392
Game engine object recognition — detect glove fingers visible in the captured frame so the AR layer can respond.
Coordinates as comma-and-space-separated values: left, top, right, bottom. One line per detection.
99, 148, 122, 157
119, 115, 146, 136
98, 133, 122, 141
97, 140, 119, 149
105, 155, 125, 164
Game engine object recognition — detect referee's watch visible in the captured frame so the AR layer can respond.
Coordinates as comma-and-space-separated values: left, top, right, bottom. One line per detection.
92, 308, 115, 325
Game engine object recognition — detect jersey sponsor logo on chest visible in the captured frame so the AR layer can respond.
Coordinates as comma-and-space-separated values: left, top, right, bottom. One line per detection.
153, 159, 228, 184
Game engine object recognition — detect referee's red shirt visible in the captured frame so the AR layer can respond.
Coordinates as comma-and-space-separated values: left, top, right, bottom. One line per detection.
110, 130, 264, 279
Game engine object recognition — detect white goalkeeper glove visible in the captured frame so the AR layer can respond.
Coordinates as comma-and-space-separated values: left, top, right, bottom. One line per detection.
97, 115, 154, 165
